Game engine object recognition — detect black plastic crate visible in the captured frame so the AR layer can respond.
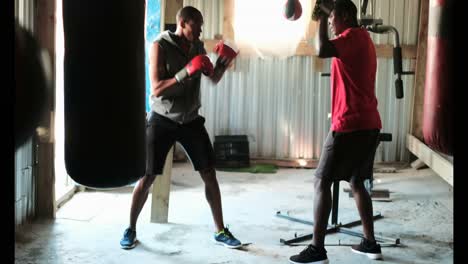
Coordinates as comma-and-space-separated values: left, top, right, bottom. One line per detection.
214, 135, 250, 168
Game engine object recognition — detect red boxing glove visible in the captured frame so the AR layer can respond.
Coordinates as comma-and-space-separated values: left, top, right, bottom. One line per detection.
214, 40, 239, 67
284, 0, 302, 21
214, 41, 238, 60
186, 55, 214, 76
175, 54, 214, 83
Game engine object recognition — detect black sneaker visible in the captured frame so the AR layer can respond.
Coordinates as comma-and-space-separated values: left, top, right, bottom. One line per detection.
351, 238, 383, 260
289, 244, 329, 264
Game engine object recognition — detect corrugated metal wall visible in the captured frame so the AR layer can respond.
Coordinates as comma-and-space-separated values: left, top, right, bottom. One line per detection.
15, 0, 38, 226
184, 0, 223, 39
15, 138, 37, 226
15, 0, 36, 33
200, 55, 331, 160
185, 0, 420, 162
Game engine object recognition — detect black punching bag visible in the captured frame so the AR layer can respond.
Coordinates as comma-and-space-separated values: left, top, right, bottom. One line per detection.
15, 21, 50, 149
63, 0, 146, 188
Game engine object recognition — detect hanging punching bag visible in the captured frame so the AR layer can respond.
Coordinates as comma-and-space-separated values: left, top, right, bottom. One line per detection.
15, 21, 50, 150
422, 0, 453, 155
63, 0, 146, 188
284, 0, 302, 21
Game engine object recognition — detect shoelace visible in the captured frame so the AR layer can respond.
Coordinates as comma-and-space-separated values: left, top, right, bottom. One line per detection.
220, 227, 235, 239
124, 229, 135, 238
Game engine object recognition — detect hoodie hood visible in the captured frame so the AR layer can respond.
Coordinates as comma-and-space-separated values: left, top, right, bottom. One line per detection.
155, 30, 205, 55
155, 30, 179, 47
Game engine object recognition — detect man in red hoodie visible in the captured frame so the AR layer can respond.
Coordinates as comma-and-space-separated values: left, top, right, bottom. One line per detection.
289, 0, 383, 263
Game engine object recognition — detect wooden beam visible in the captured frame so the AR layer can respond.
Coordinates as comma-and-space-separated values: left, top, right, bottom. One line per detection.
313, 57, 325, 72
374, 44, 417, 59
36, 0, 56, 67
203, 39, 417, 59
150, 146, 174, 223
36, 111, 56, 219
215, 0, 416, 59
35, 0, 56, 219
251, 158, 318, 169
159, 0, 166, 31
406, 134, 453, 186
410, 0, 430, 141
295, 40, 316, 56
164, 0, 183, 25
56, 185, 78, 209
203, 39, 218, 52
250, 158, 404, 172
304, 20, 317, 40
36, 141, 56, 219
223, 0, 235, 41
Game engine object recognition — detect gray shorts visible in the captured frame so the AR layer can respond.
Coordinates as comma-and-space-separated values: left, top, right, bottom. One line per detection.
315, 129, 380, 182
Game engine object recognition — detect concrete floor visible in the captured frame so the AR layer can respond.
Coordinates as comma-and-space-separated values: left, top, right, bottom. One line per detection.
15, 162, 453, 263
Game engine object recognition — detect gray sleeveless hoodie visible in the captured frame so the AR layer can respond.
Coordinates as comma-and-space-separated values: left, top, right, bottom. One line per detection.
149, 30, 207, 124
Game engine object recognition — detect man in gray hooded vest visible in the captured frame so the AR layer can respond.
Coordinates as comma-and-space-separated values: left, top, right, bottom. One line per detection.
120, 6, 242, 250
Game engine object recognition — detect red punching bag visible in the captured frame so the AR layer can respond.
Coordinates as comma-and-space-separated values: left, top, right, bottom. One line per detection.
284, 0, 302, 21
422, 0, 453, 155
63, 0, 146, 188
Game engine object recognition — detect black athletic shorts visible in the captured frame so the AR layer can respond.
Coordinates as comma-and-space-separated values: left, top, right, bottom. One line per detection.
145, 111, 215, 175
314, 129, 380, 182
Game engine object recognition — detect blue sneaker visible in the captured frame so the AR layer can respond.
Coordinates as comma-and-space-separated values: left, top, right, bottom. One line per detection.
214, 227, 242, 249
120, 228, 137, 249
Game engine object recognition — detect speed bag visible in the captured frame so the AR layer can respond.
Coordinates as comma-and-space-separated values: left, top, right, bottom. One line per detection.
284, 0, 302, 21
63, 0, 146, 188
422, 0, 453, 155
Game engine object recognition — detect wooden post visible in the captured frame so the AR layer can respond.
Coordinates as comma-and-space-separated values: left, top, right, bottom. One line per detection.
150, 146, 174, 223
164, 0, 183, 25
410, 0, 429, 141
36, 129, 56, 219
34, 0, 56, 219
313, 57, 324, 72
223, 0, 235, 40
406, 134, 453, 186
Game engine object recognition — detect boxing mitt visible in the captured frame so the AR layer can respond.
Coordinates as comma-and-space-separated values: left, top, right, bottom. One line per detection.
312, 0, 333, 21
284, 0, 302, 21
174, 54, 214, 83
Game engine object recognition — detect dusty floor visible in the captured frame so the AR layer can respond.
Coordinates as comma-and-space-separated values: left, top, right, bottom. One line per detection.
15, 162, 453, 263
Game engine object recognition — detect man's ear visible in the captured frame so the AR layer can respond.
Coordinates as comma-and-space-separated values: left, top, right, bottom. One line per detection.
178, 19, 186, 29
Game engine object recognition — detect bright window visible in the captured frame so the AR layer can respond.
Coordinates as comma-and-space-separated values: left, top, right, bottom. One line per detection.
233, 0, 313, 58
